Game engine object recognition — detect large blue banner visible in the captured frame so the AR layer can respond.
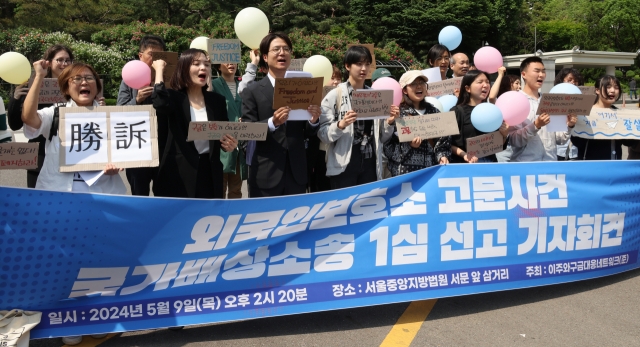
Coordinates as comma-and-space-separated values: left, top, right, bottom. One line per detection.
1, 161, 639, 339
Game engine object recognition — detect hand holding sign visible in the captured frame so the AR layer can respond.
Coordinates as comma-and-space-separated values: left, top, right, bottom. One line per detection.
338, 110, 358, 130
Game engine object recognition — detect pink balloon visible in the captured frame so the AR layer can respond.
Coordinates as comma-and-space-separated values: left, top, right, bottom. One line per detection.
474, 46, 503, 74
371, 77, 402, 106
495, 91, 530, 126
122, 60, 151, 90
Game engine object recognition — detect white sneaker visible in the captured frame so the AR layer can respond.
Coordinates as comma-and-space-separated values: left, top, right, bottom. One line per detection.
91, 333, 108, 339
62, 335, 82, 345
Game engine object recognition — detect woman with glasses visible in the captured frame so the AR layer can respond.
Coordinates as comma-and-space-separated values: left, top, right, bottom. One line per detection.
7, 45, 74, 187
21, 60, 126, 195
152, 49, 237, 199
426, 44, 451, 81
384, 71, 451, 176
318, 45, 399, 189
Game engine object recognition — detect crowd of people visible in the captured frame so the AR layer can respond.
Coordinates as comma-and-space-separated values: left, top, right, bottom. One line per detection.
5, 33, 639, 202
3, 32, 639, 345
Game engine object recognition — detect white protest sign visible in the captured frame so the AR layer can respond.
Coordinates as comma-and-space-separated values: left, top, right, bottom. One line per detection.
427, 77, 463, 97
573, 108, 640, 140
422, 67, 442, 83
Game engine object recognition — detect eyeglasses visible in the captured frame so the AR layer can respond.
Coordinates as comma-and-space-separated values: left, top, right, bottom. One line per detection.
70, 75, 96, 84
408, 81, 427, 88
269, 46, 292, 54
436, 56, 450, 62
55, 58, 73, 64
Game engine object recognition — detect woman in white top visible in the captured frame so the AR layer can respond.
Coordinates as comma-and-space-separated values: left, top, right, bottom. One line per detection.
21, 61, 126, 194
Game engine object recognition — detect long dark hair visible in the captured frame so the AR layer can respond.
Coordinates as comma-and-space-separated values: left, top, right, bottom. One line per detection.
594, 75, 622, 104
43, 44, 74, 78
456, 69, 490, 106
170, 49, 209, 90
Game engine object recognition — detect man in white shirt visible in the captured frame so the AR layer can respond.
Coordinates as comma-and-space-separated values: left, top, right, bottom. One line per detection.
450, 53, 470, 78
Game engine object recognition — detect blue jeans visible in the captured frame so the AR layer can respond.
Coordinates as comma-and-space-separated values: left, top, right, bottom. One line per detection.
631, 89, 637, 99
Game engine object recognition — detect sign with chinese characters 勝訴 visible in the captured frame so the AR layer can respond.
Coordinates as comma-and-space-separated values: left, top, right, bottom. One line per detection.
187, 121, 268, 141
57, 105, 159, 172
572, 108, 640, 140
395, 111, 459, 142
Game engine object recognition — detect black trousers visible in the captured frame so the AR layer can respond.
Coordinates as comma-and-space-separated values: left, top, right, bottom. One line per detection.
330, 145, 377, 190
195, 153, 215, 199
126, 167, 157, 196
249, 155, 305, 197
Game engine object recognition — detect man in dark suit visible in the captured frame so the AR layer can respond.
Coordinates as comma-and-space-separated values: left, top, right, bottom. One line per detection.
241, 32, 321, 197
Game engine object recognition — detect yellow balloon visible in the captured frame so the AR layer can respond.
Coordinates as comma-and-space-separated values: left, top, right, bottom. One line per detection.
0, 52, 31, 85
234, 7, 269, 49
190, 36, 210, 52
303, 55, 333, 86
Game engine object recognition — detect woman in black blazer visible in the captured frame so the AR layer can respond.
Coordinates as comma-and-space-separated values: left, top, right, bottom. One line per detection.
152, 49, 238, 198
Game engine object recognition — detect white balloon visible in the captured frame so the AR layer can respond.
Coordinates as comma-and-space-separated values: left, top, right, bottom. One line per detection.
190, 36, 209, 52
234, 7, 270, 49
425, 97, 444, 113
303, 55, 333, 85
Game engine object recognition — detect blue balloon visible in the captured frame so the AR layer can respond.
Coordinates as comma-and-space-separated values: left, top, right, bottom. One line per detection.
471, 103, 503, 133
438, 26, 462, 51
438, 94, 458, 112
550, 82, 582, 94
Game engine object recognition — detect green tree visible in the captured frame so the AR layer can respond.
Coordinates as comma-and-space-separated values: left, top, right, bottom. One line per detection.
263, 0, 349, 34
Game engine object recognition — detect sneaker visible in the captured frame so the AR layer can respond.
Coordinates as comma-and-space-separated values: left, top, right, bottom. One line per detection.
91, 334, 108, 339
62, 336, 82, 345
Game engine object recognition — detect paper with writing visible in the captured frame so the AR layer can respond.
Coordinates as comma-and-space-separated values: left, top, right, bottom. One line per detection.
208, 39, 242, 64
427, 77, 463, 97
187, 121, 268, 141
151, 52, 179, 86
395, 111, 459, 142
352, 89, 393, 119
273, 77, 323, 121
0, 143, 39, 170
573, 108, 640, 140
288, 58, 308, 72
28, 77, 104, 104
537, 94, 594, 115
466, 131, 504, 158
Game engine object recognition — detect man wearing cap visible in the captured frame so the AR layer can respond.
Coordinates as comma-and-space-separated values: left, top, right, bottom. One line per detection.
371, 68, 392, 82
450, 53, 470, 78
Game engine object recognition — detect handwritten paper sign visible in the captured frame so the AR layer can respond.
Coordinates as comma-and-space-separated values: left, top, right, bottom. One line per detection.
351, 89, 393, 119
395, 111, 459, 142
151, 52, 179, 86
427, 77, 463, 97
209, 39, 242, 64
347, 44, 376, 79
28, 77, 104, 104
0, 143, 39, 170
187, 121, 268, 142
537, 94, 594, 115
273, 77, 323, 110
58, 105, 158, 172
322, 86, 336, 98
573, 108, 640, 140
288, 58, 308, 72
578, 86, 596, 95
466, 131, 504, 158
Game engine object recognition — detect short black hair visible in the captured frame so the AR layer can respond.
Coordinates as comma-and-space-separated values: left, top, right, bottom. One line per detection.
343, 45, 372, 67
554, 67, 584, 86
259, 32, 292, 70
139, 35, 166, 52
595, 75, 622, 103
426, 44, 451, 67
520, 56, 544, 74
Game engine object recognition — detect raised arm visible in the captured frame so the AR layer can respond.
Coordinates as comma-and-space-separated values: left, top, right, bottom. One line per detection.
22, 60, 49, 130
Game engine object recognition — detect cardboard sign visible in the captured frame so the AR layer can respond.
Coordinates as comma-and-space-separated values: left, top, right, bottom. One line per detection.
273, 77, 324, 110
28, 77, 104, 104
187, 121, 268, 141
351, 89, 393, 119
0, 143, 39, 170
151, 51, 179, 85
208, 39, 242, 64
466, 131, 504, 158
573, 108, 640, 140
395, 111, 459, 142
347, 44, 376, 79
537, 94, 594, 115
427, 77, 463, 97
288, 58, 308, 72
322, 86, 336, 98
578, 86, 596, 96
58, 105, 159, 172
